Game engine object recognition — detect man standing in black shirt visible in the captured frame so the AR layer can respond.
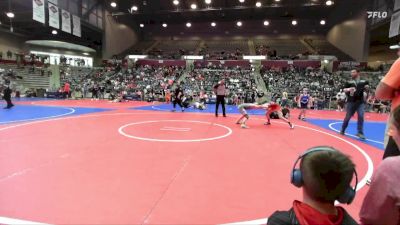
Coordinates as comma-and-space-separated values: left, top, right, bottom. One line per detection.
172, 84, 184, 112
340, 69, 369, 140
214, 80, 226, 117
3, 85, 14, 109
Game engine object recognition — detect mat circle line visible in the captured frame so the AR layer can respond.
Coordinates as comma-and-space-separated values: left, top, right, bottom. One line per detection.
0, 107, 76, 124
328, 121, 384, 145
118, 120, 233, 143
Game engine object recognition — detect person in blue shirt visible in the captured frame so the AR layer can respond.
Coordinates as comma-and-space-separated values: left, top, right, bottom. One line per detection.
298, 89, 310, 121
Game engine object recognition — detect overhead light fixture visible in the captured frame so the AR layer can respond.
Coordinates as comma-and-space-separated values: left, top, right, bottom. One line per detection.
162, 23, 168, 28
205, 0, 212, 4
128, 55, 148, 59
256, 2, 262, 7
183, 55, 204, 60
173, 0, 179, 5
6, 12, 15, 18
275, 0, 280, 2
320, 20, 326, 25
140, 23, 144, 28
110, 1, 117, 7
211, 22, 216, 27
186, 22, 192, 27
326, 0, 333, 6
263, 20, 270, 26
243, 55, 267, 60
292, 20, 297, 26
83, 53, 89, 56
52, 30, 58, 35
239, 0, 245, 3
390, 44, 400, 49
131, 5, 138, 11
191, 3, 197, 9
237, 21, 243, 27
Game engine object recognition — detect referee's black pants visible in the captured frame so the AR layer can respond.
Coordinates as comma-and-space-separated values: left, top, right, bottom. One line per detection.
4, 97, 14, 109
173, 98, 183, 109
215, 95, 226, 117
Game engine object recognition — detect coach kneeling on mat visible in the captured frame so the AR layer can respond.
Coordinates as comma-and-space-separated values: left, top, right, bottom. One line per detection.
268, 146, 358, 225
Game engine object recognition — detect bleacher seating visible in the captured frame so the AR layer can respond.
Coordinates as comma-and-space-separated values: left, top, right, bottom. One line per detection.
124, 40, 156, 55
254, 38, 309, 59
201, 40, 249, 59
304, 38, 353, 61
149, 40, 200, 59
0, 62, 50, 89
118, 37, 354, 62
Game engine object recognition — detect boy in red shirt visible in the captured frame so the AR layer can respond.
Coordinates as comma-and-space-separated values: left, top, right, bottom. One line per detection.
268, 147, 358, 225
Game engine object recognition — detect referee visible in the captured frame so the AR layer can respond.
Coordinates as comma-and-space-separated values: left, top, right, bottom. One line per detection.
340, 69, 369, 140
214, 80, 226, 117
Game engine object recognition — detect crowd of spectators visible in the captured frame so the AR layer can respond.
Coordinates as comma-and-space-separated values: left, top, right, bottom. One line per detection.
181, 68, 257, 105
58, 62, 390, 113
59, 63, 260, 107
262, 66, 386, 112
60, 65, 185, 102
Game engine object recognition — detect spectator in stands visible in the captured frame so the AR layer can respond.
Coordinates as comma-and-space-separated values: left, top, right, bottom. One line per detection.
64, 82, 70, 99
172, 84, 184, 112
214, 79, 227, 117
2, 84, 14, 109
165, 89, 171, 104
375, 50, 400, 159
91, 84, 99, 101
340, 69, 369, 140
268, 146, 358, 225
3, 82, 14, 109
359, 107, 400, 225
82, 83, 88, 99
336, 89, 346, 112
0, 51, 3, 60
99, 85, 105, 99
6, 50, 12, 59
281, 90, 289, 107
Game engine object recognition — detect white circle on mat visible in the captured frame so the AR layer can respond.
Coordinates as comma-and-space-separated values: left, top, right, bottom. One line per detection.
118, 120, 233, 143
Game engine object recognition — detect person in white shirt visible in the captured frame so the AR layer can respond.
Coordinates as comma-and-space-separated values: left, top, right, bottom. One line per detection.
336, 89, 346, 112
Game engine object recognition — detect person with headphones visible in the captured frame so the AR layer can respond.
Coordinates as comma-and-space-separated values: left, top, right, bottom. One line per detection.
268, 146, 358, 225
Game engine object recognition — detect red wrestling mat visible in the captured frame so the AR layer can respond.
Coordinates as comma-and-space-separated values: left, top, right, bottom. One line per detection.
0, 110, 383, 224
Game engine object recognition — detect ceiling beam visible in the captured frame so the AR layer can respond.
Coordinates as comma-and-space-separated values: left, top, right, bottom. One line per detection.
113, 3, 327, 17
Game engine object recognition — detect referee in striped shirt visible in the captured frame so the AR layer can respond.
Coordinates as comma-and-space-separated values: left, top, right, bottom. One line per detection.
214, 80, 226, 117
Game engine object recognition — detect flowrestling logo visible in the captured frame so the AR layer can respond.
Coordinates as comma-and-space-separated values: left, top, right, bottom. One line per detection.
367, 11, 388, 19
